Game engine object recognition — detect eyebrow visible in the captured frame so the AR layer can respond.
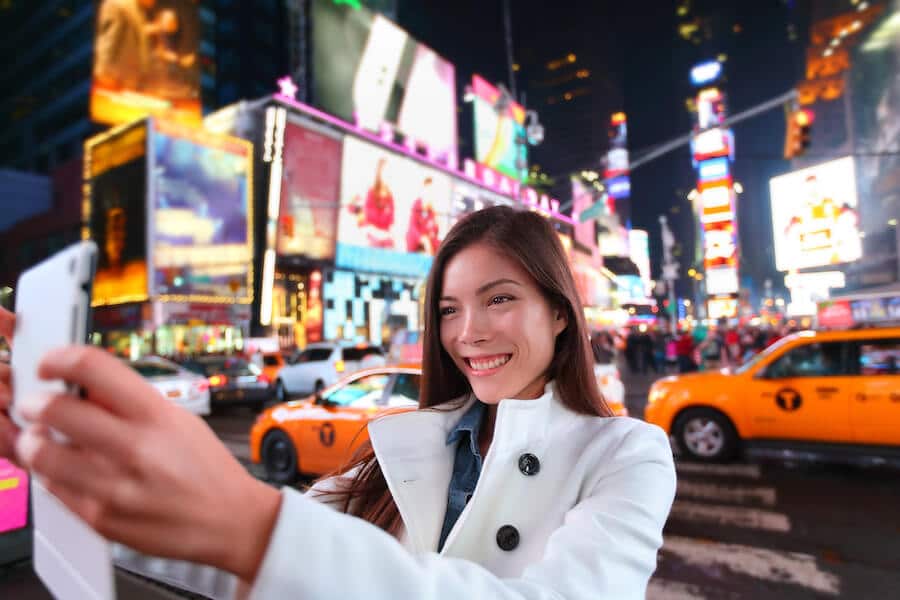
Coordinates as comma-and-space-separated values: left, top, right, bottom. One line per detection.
440, 278, 523, 302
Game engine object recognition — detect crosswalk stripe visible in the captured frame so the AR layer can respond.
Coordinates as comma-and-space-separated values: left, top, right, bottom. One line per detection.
647, 578, 717, 600
676, 462, 761, 479
670, 500, 791, 532
662, 535, 841, 596
677, 480, 777, 506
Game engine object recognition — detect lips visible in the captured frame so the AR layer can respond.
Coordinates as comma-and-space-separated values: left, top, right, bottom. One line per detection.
464, 353, 512, 372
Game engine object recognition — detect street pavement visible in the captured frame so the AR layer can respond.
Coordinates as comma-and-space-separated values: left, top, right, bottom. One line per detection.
216, 367, 900, 599
4, 370, 899, 599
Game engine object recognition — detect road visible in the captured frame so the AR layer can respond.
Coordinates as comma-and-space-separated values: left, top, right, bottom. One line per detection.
5, 373, 899, 599
212, 368, 900, 599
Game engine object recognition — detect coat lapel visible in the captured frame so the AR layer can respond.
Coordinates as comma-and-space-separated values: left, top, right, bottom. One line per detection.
367, 396, 477, 553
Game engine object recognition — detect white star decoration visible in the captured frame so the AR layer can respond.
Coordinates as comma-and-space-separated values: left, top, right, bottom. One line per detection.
277, 76, 298, 100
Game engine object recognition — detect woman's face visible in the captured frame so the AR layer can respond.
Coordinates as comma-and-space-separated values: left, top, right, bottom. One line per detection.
439, 242, 566, 404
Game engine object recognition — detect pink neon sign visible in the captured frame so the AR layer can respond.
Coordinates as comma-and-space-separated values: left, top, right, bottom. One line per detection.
274, 87, 573, 224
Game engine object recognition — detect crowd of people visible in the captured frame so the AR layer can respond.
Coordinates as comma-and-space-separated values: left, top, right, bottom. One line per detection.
592, 319, 799, 375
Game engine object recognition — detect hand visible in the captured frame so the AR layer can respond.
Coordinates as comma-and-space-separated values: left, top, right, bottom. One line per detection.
0, 307, 18, 462
15, 345, 282, 582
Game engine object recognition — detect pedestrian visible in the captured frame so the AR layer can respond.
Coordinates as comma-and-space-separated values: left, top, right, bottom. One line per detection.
0, 206, 675, 599
675, 327, 697, 373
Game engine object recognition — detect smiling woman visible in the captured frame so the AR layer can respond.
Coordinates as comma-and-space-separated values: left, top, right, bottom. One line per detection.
0, 207, 676, 600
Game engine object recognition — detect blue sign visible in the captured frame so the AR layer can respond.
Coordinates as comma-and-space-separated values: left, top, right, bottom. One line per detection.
698, 157, 730, 183
607, 176, 631, 199
336, 243, 433, 278
690, 61, 722, 86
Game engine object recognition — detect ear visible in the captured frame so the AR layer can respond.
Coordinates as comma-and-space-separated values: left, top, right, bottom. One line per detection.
552, 308, 567, 337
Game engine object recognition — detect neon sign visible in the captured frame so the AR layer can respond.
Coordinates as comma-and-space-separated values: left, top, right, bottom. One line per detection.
690, 61, 722, 86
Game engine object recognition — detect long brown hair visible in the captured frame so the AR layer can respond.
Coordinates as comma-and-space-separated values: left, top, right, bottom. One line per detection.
317, 206, 612, 536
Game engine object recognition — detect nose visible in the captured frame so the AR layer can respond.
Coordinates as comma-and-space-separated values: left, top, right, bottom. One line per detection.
457, 307, 490, 346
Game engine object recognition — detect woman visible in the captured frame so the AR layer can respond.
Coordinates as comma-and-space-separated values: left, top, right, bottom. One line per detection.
0, 206, 675, 599
354, 157, 395, 249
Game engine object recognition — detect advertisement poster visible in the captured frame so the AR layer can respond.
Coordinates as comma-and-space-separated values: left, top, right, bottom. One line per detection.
91, 0, 201, 126
472, 74, 527, 180
769, 157, 862, 271
0, 459, 28, 534
336, 137, 452, 277
150, 120, 253, 302
311, 0, 457, 167
571, 178, 599, 250
85, 121, 149, 306
278, 122, 342, 259
450, 180, 512, 224
852, 2, 900, 236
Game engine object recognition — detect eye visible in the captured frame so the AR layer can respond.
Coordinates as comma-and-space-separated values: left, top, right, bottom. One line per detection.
489, 295, 513, 306
439, 306, 456, 317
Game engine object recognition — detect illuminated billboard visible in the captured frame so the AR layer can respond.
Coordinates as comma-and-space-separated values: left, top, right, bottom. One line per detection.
84, 120, 149, 306
149, 120, 254, 303
90, 0, 201, 126
471, 74, 528, 180
769, 157, 862, 271
311, 0, 457, 167
277, 121, 342, 259
336, 136, 452, 277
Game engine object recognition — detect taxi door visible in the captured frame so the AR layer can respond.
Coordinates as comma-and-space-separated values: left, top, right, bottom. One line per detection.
848, 337, 900, 446
744, 341, 853, 443
299, 372, 390, 475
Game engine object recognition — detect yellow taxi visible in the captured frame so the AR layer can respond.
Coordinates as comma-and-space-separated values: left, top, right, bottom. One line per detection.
645, 327, 900, 463
250, 365, 629, 483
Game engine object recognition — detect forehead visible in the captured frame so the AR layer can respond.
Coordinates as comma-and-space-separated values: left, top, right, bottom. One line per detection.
441, 242, 533, 294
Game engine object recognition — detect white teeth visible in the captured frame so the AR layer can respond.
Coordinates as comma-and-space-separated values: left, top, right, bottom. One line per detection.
469, 355, 510, 371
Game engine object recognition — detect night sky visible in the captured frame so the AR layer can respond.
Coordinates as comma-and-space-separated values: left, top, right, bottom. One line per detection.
397, 0, 812, 302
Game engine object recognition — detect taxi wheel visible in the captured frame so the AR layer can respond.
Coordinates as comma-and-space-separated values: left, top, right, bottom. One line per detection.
262, 430, 299, 484
674, 408, 738, 463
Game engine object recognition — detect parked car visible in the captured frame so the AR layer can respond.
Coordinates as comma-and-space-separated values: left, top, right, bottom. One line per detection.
182, 356, 274, 411
645, 327, 900, 464
251, 364, 629, 483
274, 342, 386, 402
129, 356, 211, 416
261, 351, 285, 383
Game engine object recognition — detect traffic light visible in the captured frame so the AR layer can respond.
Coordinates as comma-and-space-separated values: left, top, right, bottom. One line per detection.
784, 108, 814, 159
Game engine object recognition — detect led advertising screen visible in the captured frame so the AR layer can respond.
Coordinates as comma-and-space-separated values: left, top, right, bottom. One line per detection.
769, 157, 862, 271
336, 136, 452, 277
90, 0, 201, 126
278, 121, 343, 259
85, 121, 149, 306
451, 180, 512, 224
0, 459, 28, 535
149, 120, 253, 302
852, 5, 900, 236
311, 0, 457, 167
472, 74, 527, 180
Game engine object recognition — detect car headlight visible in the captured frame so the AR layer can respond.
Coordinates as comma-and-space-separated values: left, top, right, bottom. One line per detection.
647, 386, 667, 406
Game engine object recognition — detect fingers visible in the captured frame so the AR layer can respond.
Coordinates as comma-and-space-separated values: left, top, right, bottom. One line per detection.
0, 306, 13, 345
37, 346, 161, 421
20, 392, 138, 460
16, 428, 128, 510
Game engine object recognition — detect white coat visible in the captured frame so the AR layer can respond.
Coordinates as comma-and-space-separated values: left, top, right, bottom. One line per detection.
241, 381, 677, 599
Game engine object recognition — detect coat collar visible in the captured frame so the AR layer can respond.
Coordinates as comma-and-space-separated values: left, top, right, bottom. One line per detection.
367, 381, 565, 553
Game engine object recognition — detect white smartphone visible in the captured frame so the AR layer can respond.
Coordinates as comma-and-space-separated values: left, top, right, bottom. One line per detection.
11, 240, 117, 600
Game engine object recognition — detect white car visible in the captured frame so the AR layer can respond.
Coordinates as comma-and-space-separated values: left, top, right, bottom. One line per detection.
130, 356, 211, 416
594, 362, 627, 415
275, 342, 386, 402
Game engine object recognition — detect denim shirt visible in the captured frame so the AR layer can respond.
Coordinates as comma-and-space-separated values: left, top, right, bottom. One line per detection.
436, 400, 486, 552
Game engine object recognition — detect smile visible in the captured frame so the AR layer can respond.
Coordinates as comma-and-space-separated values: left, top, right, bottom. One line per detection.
465, 354, 512, 373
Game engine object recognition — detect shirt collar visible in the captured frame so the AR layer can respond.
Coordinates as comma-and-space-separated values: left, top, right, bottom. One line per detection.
445, 398, 486, 446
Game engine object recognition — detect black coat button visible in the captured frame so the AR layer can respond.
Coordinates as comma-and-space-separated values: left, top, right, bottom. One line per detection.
496, 525, 519, 551
518, 453, 540, 476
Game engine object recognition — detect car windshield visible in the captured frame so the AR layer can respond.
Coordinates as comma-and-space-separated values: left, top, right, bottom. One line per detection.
263, 355, 282, 366
323, 374, 390, 407
343, 347, 382, 361
734, 349, 769, 374
294, 348, 333, 363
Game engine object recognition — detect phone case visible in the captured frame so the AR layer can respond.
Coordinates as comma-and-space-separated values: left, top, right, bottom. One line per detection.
11, 240, 116, 600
